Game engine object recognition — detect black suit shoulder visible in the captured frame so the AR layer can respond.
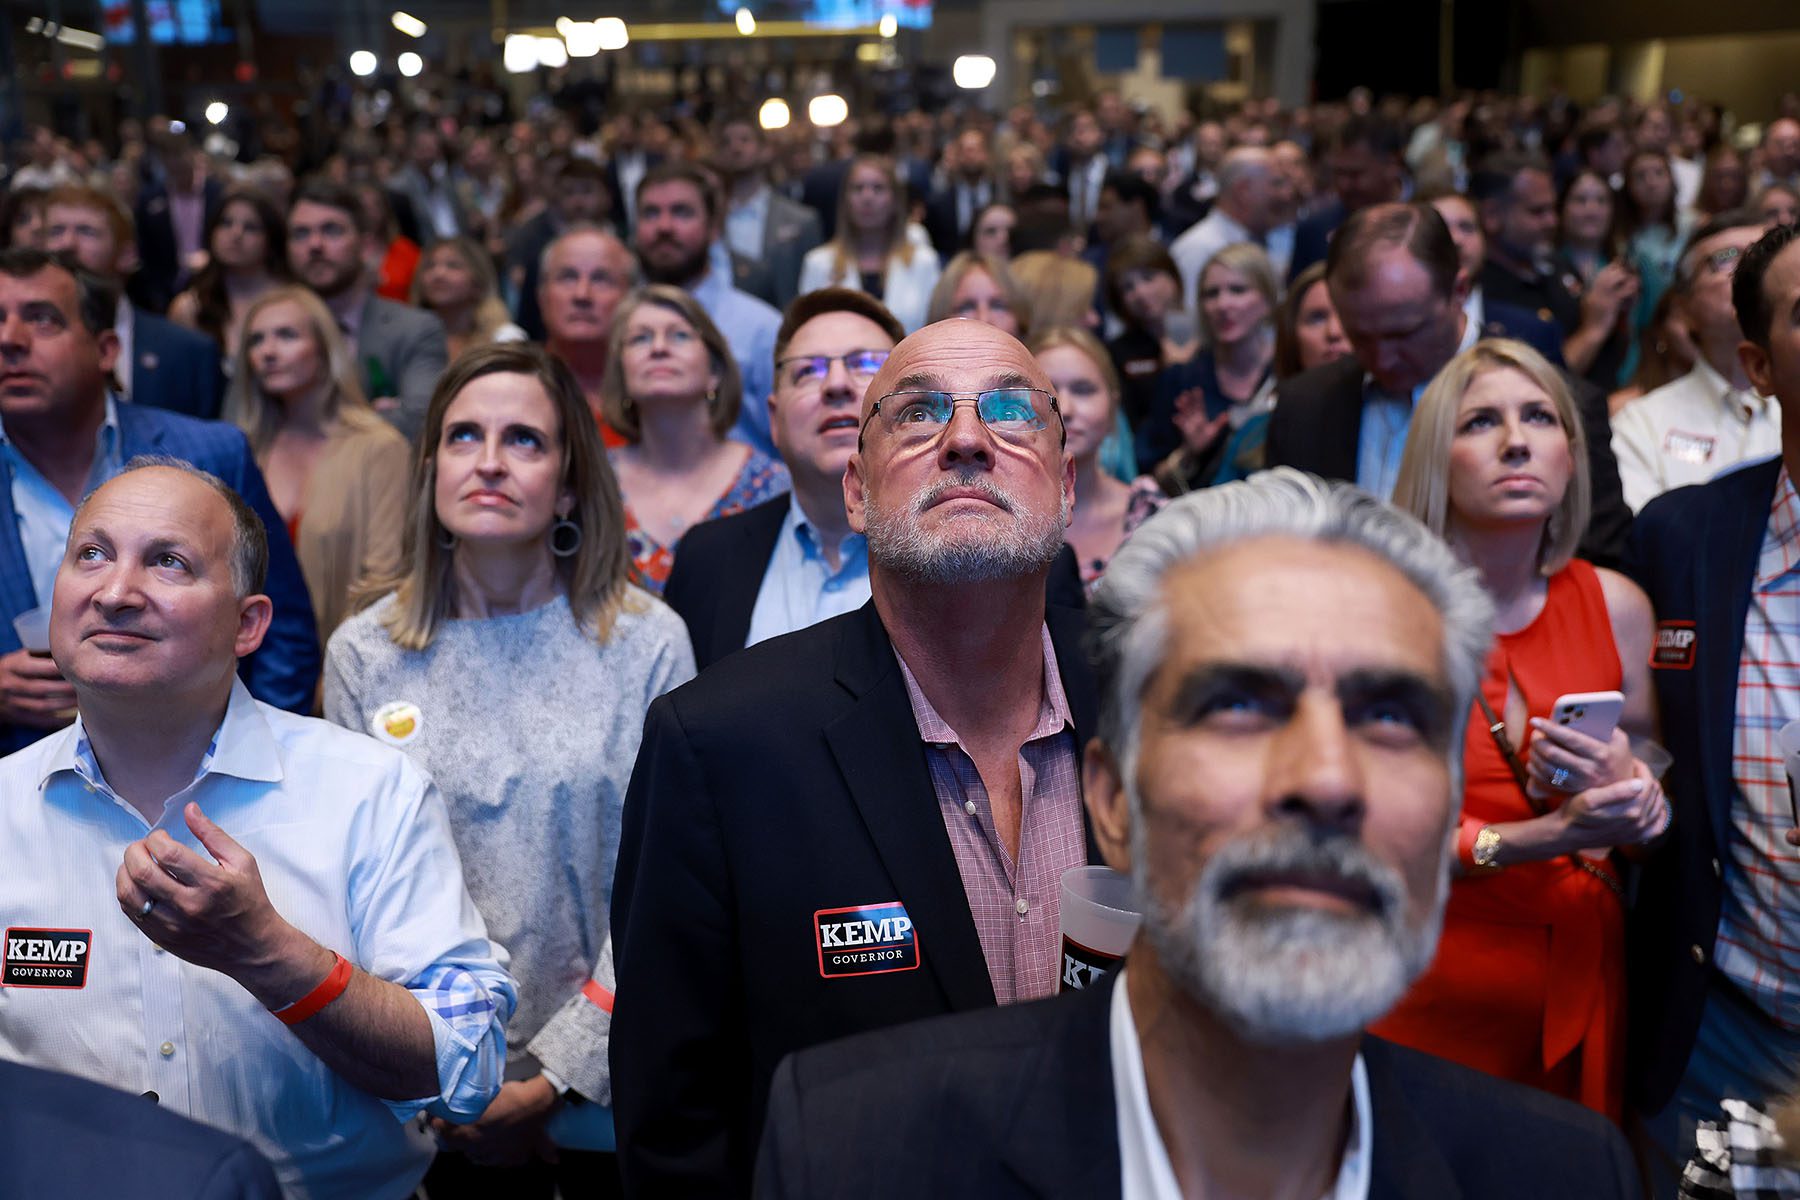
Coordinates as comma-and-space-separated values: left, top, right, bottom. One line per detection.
1265, 357, 1363, 480
0, 1060, 281, 1198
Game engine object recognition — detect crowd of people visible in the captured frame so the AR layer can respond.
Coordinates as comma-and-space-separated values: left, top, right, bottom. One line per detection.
3, 77, 1800, 1199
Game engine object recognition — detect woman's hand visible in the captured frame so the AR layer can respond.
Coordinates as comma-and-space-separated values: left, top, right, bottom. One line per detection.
1172, 387, 1230, 455
1527, 720, 1634, 797
1556, 762, 1667, 853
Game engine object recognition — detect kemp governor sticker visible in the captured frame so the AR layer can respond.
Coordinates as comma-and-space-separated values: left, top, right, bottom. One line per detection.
371, 700, 424, 745
3, 927, 92, 989
814, 901, 920, 978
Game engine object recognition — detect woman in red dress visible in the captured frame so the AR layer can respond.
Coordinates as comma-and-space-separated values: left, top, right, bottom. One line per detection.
1377, 339, 1669, 1121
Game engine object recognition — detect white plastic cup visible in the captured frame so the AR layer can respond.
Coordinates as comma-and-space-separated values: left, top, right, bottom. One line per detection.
1059, 865, 1140, 992
11, 608, 51, 656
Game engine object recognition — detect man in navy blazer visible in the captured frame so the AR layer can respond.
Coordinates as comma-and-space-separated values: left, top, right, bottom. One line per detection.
42, 184, 224, 419
0, 249, 319, 757
757, 472, 1640, 1200
1263, 202, 1631, 567
1623, 221, 1800, 1195
0, 1059, 280, 1198
613, 320, 1100, 1196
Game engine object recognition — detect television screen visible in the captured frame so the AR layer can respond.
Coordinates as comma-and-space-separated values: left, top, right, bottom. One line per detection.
103, 0, 228, 45
714, 0, 931, 30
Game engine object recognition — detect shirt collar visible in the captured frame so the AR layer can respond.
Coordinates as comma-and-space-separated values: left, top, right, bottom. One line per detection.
895, 622, 1071, 749
0, 392, 122, 463
36, 677, 285, 798
785, 494, 865, 566
1690, 355, 1769, 422
1760, 465, 1800, 587
1110, 967, 1373, 1200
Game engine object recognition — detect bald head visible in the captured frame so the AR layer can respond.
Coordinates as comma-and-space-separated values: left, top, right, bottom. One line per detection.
860, 318, 1054, 433
1216, 147, 1292, 235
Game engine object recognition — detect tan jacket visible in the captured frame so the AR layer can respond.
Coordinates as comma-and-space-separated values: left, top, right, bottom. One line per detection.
292, 415, 411, 646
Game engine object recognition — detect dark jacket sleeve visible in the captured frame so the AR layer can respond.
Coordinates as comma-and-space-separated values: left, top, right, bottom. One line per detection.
218, 433, 323, 712
611, 693, 751, 1198
1570, 374, 1632, 570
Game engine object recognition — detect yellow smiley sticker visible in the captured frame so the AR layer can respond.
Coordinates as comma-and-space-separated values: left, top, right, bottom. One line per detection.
371, 701, 423, 745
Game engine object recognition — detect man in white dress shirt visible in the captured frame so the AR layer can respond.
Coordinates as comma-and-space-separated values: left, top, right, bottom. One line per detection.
1168, 147, 1296, 309
1612, 209, 1781, 511
753, 472, 1641, 1199
0, 459, 515, 1199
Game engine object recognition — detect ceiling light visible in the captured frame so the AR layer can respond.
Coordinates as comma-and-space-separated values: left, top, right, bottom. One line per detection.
594, 17, 629, 49
952, 54, 996, 89
878, 13, 897, 37
205, 101, 228, 125
735, 7, 756, 34
536, 36, 568, 68
397, 51, 423, 77
391, 11, 427, 37
809, 94, 848, 128
503, 35, 539, 73
758, 98, 791, 130
563, 20, 602, 56
349, 50, 378, 77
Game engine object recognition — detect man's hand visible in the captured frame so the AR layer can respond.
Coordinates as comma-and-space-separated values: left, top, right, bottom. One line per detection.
1579, 261, 1638, 331
431, 1076, 561, 1167
116, 801, 330, 1008
0, 648, 77, 729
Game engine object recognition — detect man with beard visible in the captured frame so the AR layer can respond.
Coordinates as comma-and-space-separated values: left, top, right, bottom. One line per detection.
753, 471, 1642, 1199
285, 180, 448, 442
633, 162, 783, 455
610, 319, 1100, 1197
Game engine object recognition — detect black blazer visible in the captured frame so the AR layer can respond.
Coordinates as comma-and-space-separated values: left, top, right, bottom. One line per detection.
755, 972, 1641, 1199
129, 310, 224, 420
1620, 455, 1780, 1116
610, 600, 1101, 1197
132, 176, 224, 314
0, 1059, 280, 1198
1263, 353, 1633, 568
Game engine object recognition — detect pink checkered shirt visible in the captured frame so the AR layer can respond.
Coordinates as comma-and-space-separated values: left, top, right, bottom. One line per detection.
1722, 466, 1800, 1029
895, 624, 1086, 1005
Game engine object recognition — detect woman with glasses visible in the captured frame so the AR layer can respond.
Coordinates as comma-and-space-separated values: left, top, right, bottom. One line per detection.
797, 154, 942, 332
602, 286, 789, 594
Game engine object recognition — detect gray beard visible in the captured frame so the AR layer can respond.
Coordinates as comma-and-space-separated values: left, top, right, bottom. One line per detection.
862, 470, 1067, 585
1131, 813, 1448, 1047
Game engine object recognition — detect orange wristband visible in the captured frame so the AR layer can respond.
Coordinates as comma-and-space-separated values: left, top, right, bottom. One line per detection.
273, 952, 353, 1026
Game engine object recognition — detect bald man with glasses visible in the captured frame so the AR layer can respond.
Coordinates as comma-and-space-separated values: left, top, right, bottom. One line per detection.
611, 316, 1104, 1198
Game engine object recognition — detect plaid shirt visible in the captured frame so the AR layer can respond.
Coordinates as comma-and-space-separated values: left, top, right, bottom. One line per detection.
1721, 466, 1800, 1029
896, 624, 1086, 1005
1679, 1099, 1800, 1199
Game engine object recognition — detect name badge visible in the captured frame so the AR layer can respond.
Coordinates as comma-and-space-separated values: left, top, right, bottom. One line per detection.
814, 901, 920, 978
1653, 620, 1697, 670
3, 927, 92, 988
1664, 429, 1717, 465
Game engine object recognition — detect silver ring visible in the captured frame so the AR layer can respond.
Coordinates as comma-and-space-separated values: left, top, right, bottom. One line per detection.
138, 898, 155, 919
1550, 766, 1572, 789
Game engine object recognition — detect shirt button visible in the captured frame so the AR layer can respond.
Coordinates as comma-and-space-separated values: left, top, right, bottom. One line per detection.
158, 1041, 175, 1058
963, 800, 977, 816
1711, 858, 1721, 878
1691, 944, 1706, 965
1014, 897, 1029, 916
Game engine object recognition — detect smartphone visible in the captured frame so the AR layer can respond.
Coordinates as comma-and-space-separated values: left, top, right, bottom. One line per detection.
1550, 690, 1625, 744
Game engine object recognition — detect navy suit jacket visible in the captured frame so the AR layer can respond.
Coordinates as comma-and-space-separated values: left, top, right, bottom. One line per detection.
757, 971, 1641, 1200
130, 310, 224, 421
663, 496, 1091, 672
0, 1059, 280, 1198
132, 177, 225, 315
1620, 455, 1781, 1115
611, 600, 1100, 1197
1482, 298, 1566, 368
0, 403, 321, 755
1288, 201, 1346, 281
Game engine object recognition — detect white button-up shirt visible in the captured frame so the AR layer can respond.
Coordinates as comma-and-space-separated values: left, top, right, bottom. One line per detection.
0, 680, 515, 1199
1611, 357, 1782, 512
1111, 968, 1372, 1200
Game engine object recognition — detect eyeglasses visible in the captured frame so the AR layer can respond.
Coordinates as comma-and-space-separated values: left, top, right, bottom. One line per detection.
776, 349, 891, 391
863, 387, 1061, 445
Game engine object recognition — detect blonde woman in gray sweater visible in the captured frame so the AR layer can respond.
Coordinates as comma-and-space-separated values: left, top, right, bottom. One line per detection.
324, 343, 693, 1196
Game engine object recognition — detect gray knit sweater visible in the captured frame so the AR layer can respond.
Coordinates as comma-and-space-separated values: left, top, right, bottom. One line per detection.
323, 588, 694, 1102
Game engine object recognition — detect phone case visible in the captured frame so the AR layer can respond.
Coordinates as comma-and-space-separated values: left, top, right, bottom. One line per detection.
1550, 690, 1625, 743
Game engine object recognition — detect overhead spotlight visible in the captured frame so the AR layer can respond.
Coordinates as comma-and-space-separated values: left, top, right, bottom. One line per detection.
503, 34, 539, 73
349, 50, 378, 77
758, 98, 791, 130
952, 54, 996, 89
878, 13, 897, 38
391, 11, 427, 38
808, 94, 848, 128
735, 7, 756, 35
594, 17, 629, 50
398, 51, 423, 77
536, 35, 568, 68
205, 101, 229, 126
563, 20, 602, 56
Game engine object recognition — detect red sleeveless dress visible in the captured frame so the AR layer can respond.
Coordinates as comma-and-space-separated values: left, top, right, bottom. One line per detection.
1371, 559, 1626, 1121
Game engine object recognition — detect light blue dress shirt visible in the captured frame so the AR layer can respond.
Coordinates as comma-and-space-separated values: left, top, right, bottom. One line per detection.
0, 394, 124, 609
745, 496, 872, 649
1354, 316, 1480, 501
0, 679, 517, 1199
690, 264, 782, 457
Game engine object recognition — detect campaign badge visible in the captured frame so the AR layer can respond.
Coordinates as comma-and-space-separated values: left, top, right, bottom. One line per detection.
3, 927, 92, 988
814, 901, 920, 979
1663, 429, 1717, 465
1653, 620, 1697, 670
371, 700, 423, 745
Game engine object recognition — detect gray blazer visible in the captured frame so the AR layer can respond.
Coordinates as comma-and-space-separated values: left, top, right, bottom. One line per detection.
355, 293, 448, 443
755, 192, 824, 311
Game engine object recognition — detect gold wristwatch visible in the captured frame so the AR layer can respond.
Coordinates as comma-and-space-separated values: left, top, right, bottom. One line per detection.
1471, 825, 1504, 869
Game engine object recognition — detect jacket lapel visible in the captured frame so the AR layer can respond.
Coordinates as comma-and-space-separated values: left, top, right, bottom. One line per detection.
719, 498, 789, 653
823, 604, 997, 1013
1695, 459, 1779, 851
1047, 605, 1103, 863
0, 458, 38, 629
997, 977, 1124, 1198
1361, 1039, 1467, 1200
1315, 360, 1366, 483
